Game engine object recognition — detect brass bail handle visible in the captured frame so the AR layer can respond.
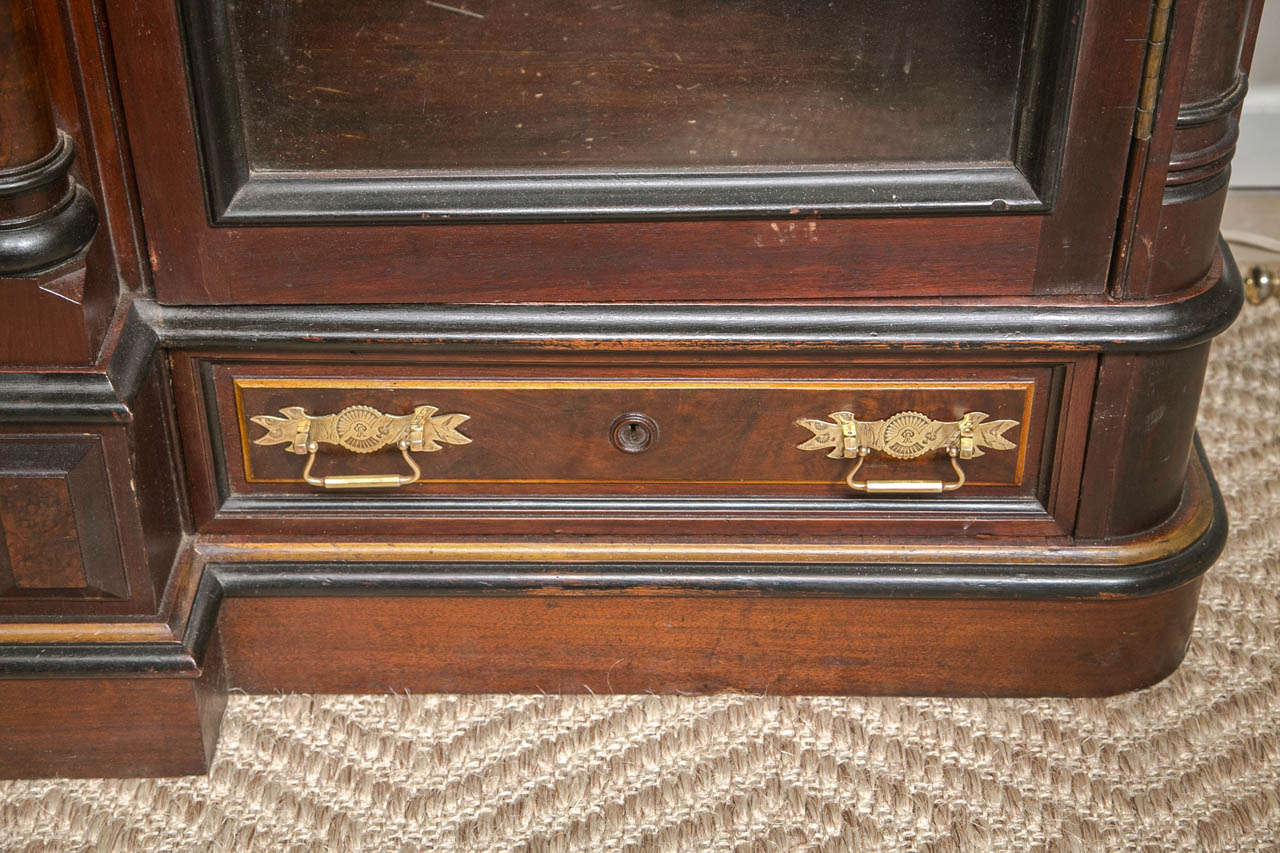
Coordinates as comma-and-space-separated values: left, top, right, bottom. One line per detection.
795, 409, 1020, 496
844, 445, 966, 494
250, 403, 472, 491
301, 439, 422, 489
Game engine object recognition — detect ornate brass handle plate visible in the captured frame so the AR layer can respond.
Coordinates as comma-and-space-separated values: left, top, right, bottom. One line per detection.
250, 404, 471, 489
796, 410, 1019, 494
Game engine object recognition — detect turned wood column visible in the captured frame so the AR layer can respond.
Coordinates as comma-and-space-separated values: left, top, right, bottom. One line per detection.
0, 0, 97, 276
1117, 0, 1265, 297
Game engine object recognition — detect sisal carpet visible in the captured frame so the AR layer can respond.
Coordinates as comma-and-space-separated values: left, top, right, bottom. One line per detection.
2, 301, 1279, 852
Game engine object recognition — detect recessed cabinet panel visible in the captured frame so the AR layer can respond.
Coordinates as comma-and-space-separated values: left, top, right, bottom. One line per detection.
0, 435, 127, 600
184, 0, 1079, 220
225, 0, 1028, 171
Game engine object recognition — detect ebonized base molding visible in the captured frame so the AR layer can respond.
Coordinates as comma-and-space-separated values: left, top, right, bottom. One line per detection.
0, 440, 1226, 778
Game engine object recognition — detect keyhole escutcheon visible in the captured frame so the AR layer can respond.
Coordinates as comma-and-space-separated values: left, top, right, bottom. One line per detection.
610, 413, 659, 453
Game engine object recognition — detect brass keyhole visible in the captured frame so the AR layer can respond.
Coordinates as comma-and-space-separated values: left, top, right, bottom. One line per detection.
610, 413, 658, 453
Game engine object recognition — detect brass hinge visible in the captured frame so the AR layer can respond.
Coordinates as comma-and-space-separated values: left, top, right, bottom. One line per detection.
1134, 0, 1174, 139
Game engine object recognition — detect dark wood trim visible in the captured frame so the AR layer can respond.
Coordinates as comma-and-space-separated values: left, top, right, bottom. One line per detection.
1113, 0, 1264, 297
215, 579, 1204, 697
0, 674, 223, 779
144, 249, 1240, 355
1177, 71, 1249, 126
0, 641, 195, 678
1162, 167, 1232, 204
0, 299, 155, 423
0, 624, 225, 779
0, 434, 1226, 682
0, 179, 98, 275
0, 0, 98, 276
0, 439, 1222, 776
1029, 0, 1154, 295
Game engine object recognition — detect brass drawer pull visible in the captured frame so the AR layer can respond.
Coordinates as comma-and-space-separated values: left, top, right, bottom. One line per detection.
796, 410, 1019, 495
250, 404, 471, 489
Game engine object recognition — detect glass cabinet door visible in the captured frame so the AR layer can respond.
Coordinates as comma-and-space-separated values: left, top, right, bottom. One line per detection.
189, 0, 1070, 219
106, 0, 1154, 302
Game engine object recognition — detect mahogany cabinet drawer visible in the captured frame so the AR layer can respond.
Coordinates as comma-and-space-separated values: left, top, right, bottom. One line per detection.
172, 354, 1095, 537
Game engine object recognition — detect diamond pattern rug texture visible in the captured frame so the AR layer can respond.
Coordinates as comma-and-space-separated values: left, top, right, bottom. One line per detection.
1, 301, 1278, 851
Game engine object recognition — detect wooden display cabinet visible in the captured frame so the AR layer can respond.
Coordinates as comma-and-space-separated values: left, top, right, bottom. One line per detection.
0, 0, 1263, 777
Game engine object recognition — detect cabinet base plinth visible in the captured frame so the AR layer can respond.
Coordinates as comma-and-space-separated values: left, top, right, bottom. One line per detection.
0, 440, 1225, 778
0, 674, 224, 779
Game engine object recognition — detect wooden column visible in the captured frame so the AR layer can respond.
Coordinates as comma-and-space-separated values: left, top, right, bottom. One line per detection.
0, 0, 107, 365
1116, 0, 1266, 297
0, 0, 97, 276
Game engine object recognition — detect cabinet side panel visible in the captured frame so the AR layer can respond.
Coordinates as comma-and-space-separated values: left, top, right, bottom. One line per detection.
1076, 342, 1211, 538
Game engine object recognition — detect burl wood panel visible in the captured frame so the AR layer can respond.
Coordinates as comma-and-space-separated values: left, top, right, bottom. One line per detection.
0, 478, 85, 589
226, 368, 1051, 499
218, 580, 1203, 697
0, 435, 126, 598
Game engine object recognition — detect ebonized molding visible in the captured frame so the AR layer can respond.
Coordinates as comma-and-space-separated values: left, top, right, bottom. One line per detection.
0, 642, 196, 678
0, 0, 98, 276
1163, 73, 1246, 205
1176, 72, 1248, 127
0, 133, 98, 277
143, 242, 1241, 354
1162, 167, 1233, 206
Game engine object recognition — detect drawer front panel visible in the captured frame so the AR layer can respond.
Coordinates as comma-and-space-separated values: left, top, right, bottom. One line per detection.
233, 377, 1039, 494
175, 355, 1094, 536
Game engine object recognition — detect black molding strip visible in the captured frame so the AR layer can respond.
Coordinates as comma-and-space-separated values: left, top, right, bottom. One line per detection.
0, 372, 129, 423
0, 641, 196, 678
0, 244, 1241, 425
1163, 166, 1233, 206
144, 241, 1242, 354
0, 133, 99, 277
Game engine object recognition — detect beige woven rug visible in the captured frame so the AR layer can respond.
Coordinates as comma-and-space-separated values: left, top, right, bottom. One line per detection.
2, 301, 1279, 852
